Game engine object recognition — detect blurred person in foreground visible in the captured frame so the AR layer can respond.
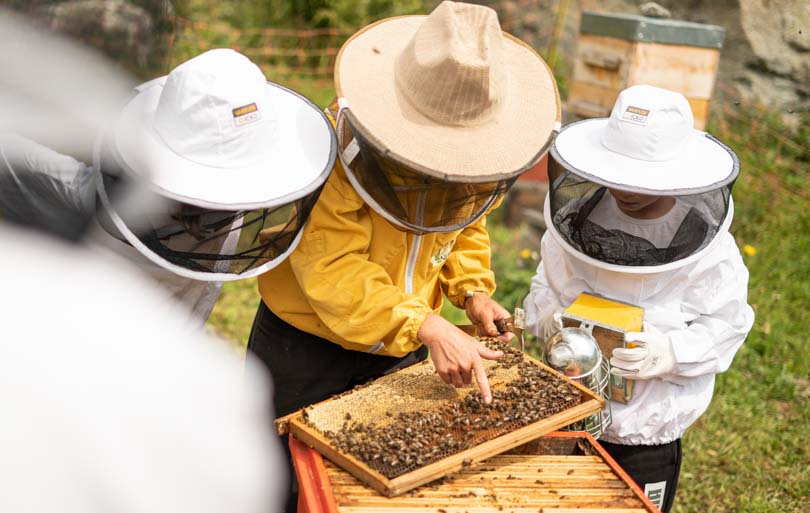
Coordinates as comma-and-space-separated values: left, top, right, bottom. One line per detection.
0, 27, 287, 513
0, 14, 321, 512
247, 2, 560, 510
524, 85, 755, 512
1, 47, 336, 322
0, 220, 286, 513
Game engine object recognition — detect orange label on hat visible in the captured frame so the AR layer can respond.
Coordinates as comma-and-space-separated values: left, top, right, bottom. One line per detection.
232, 102, 260, 127
622, 106, 650, 126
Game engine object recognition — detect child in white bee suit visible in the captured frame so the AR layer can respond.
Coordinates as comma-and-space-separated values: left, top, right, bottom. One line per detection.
524, 85, 755, 512
0, 48, 336, 321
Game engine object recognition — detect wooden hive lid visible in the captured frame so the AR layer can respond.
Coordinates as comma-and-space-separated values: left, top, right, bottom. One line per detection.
580, 11, 726, 49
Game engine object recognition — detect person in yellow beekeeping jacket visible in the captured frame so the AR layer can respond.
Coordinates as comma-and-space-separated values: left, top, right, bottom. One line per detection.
246, 2, 561, 510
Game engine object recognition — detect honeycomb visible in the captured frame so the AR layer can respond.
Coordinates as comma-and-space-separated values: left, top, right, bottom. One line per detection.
303, 339, 582, 478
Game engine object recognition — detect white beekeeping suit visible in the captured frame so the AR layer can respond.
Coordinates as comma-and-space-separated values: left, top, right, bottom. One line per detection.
0, 222, 287, 513
524, 84, 755, 446
527, 224, 754, 444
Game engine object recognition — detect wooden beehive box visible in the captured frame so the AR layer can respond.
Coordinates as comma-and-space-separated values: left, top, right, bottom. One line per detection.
567, 11, 726, 130
290, 431, 661, 513
280, 343, 604, 497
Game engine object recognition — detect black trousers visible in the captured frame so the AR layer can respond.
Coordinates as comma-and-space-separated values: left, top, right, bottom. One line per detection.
247, 300, 429, 513
600, 439, 682, 513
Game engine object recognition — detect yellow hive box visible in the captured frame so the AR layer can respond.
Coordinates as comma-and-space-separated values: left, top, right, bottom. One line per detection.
562, 293, 644, 404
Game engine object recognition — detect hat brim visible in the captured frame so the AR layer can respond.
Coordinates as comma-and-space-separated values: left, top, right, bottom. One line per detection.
553, 119, 738, 195
335, 16, 561, 181
113, 78, 336, 210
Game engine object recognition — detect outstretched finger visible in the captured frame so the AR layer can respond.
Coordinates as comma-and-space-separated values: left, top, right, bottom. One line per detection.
473, 358, 493, 404
612, 347, 646, 361
477, 344, 503, 361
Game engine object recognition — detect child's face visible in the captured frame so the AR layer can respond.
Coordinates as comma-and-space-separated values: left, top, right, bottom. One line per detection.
608, 189, 675, 219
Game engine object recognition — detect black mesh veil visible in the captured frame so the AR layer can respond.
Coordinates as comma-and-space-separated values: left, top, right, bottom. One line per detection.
547, 145, 736, 269
335, 108, 515, 234
94, 134, 326, 281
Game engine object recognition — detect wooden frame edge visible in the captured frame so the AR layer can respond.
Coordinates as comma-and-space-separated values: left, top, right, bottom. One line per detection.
582, 432, 662, 512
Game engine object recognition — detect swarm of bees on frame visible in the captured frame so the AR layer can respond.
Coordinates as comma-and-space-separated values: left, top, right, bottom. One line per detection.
310, 338, 582, 478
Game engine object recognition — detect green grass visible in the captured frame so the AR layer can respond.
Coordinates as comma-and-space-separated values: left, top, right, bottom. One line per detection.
207, 278, 258, 354
669, 110, 810, 513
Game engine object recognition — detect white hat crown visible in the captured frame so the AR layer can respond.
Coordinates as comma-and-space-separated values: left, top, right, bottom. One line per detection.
601, 84, 694, 162
154, 49, 275, 169
394, 1, 507, 127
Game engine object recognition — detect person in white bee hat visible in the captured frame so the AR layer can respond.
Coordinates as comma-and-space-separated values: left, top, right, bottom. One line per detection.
1, 48, 336, 321
524, 84, 754, 512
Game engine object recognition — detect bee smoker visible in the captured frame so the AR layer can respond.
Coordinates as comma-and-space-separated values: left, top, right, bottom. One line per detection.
543, 323, 612, 438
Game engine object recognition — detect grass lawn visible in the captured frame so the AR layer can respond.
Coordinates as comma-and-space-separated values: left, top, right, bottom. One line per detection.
667, 113, 810, 513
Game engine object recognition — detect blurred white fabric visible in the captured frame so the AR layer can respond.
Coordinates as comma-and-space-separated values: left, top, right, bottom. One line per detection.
0, 223, 286, 513
0, 131, 224, 321
0, 8, 134, 155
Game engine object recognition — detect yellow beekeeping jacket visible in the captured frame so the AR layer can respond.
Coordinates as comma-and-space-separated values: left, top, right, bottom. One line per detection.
258, 117, 498, 357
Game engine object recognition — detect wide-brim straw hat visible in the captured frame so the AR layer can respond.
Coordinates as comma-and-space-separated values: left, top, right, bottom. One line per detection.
335, 1, 561, 182
113, 49, 336, 210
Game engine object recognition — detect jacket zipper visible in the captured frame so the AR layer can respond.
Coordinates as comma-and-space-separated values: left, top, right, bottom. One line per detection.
404, 192, 426, 294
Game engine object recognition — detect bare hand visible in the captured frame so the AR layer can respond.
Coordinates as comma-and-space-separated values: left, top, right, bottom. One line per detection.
465, 292, 515, 343
418, 313, 503, 404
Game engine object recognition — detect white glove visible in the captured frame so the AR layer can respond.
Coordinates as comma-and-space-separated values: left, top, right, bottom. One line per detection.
539, 309, 564, 341
610, 328, 676, 380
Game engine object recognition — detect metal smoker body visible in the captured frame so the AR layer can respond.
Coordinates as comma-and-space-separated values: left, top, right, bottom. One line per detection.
543, 323, 612, 438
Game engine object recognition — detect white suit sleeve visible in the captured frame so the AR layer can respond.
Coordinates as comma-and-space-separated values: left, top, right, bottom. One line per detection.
0, 133, 96, 214
523, 233, 566, 337
663, 236, 755, 380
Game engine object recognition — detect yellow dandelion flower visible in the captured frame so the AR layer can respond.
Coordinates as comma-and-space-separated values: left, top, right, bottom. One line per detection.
520, 248, 532, 259
743, 244, 757, 256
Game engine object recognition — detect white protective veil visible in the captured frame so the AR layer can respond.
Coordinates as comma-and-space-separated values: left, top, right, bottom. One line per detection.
546, 85, 738, 274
